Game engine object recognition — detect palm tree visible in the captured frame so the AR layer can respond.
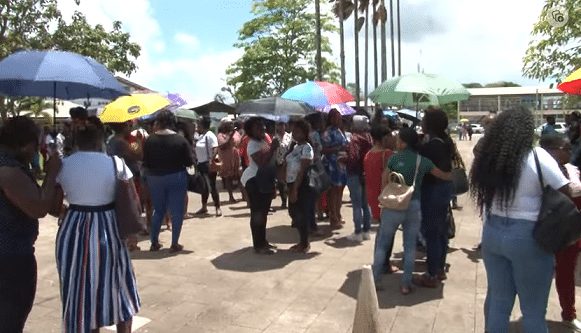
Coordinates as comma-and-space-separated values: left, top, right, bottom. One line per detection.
332, 0, 355, 87
360, 0, 370, 108
315, 0, 323, 80
379, 0, 387, 81
354, 0, 362, 107
18, 97, 53, 123
372, 0, 379, 88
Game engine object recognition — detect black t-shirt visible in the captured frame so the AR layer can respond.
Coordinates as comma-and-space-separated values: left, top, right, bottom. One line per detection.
143, 134, 194, 176
420, 136, 453, 185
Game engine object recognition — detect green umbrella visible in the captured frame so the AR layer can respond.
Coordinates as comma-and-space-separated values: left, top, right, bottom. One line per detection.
369, 73, 470, 107
175, 108, 198, 121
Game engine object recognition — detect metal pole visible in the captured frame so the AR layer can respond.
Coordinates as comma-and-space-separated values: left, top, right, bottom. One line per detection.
396, 0, 401, 76
53, 82, 57, 129
389, 0, 395, 77
339, 0, 346, 87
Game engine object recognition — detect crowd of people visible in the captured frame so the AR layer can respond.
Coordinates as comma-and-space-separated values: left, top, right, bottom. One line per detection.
2, 104, 581, 332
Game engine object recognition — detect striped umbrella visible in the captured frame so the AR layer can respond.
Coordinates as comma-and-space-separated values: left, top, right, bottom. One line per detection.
281, 81, 354, 108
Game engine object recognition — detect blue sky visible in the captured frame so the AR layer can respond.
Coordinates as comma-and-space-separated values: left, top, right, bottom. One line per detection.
58, 0, 552, 107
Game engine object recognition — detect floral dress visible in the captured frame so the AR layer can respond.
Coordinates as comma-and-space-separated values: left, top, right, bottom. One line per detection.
322, 126, 348, 186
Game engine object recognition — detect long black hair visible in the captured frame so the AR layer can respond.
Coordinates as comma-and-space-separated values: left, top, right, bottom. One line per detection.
470, 106, 535, 215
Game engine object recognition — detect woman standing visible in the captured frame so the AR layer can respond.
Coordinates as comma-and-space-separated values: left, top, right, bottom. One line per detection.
0, 117, 61, 332
364, 125, 394, 223
471, 106, 569, 333
55, 118, 140, 333
372, 128, 451, 295
217, 121, 242, 203
285, 120, 315, 253
195, 117, 222, 217
322, 109, 348, 229
414, 108, 454, 288
143, 110, 194, 252
241, 117, 279, 255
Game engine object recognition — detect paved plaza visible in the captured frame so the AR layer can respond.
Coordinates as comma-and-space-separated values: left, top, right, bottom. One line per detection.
25, 136, 580, 333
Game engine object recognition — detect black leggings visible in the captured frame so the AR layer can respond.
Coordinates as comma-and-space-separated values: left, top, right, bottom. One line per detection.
246, 178, 273, 249
198, 162, 220, 208
288, 180, 316, 246
0, 255, 37, 333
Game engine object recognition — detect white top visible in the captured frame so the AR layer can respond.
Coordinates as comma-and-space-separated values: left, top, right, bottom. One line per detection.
195, 131, 218, 163
490, 147, 569, 221
241, 139, 267, 187
275, 132, 293, 165
285, 143, 314, 183
565, 163, 581, 198
56, 152, 133, 206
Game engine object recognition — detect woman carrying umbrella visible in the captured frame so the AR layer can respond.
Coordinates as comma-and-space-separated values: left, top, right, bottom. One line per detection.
0, 117, 61, 332
54, 118, 140, 333
322, 109, 349, 229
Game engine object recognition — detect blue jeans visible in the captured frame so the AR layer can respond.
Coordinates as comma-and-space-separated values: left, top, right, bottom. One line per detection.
347, 174, 371, 234
147, 171, 188, 246
421, 182, 453, 277
482, 214, 554, 333
372, 200, 421, 287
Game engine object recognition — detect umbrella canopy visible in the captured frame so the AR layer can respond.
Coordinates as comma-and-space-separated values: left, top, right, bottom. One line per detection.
166, 92, 188, 108
320, 103, 356, 115
460, 118, 470, 123
191, 101, 236, 116
99, 93, 170, 123
175, 108, 198, 121
236, 97, 315, 119
558, 68, 581, 95
281, 81, 354, 108
0, 50, 127, 100
397, 109, 423, 123
369, 73, 470, 107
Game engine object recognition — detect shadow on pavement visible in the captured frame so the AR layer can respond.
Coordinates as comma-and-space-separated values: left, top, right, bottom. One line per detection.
224, 212, 252, 219
130, 249, 195, 260
461, 246, 482, 263
508, 319, 568, 332
339, 269, 443, 308
211, 247, 320, 272
324, 237, 365, 249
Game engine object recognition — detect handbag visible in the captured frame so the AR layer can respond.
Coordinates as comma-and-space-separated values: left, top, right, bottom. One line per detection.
187, 166, 209, 194
378, 155, 420, 211
451, 142, 469, 195
112, 157, 144, 239
532, 150, 581, 253
309, 159, 332, 194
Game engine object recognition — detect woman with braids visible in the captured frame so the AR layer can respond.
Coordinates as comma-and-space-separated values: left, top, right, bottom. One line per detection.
414, 107, 454, 288
471, 106, 570, 333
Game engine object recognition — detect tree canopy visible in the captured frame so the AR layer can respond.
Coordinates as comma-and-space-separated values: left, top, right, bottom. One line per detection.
0, 0, 141, 119
226, 0, 340, 102
522, 0, 580, 82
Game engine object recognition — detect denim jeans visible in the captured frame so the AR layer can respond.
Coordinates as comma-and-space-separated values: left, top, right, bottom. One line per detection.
147, 171, 188, 246
372, 200, 421, 287
421, 181, 453, 277
482, 214, 554, 333
347, 174, 371, 234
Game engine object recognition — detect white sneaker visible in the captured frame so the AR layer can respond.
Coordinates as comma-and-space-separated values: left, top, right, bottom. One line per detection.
362, 232, 371, 240
564, 319, 581, 332
347, 233, 363, 242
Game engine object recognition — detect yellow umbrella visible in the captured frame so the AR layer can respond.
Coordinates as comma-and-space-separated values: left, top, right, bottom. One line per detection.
99, 93, 171, 123
558, 68, 581, 95
460, 118, 469, 123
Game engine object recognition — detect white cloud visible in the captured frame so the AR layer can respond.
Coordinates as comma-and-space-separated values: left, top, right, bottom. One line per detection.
173, 32, 200, 50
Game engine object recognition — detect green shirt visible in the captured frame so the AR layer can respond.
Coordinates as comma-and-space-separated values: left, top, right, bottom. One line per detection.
387, 148, 435, 199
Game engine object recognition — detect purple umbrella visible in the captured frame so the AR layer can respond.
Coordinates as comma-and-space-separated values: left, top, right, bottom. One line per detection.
166, 92, 188, 108
319, 103, 356, 115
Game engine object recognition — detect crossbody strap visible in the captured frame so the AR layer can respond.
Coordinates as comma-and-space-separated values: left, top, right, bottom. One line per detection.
533, 149, 545, 190
205, 134, 211, 162
411, 154, 421, 186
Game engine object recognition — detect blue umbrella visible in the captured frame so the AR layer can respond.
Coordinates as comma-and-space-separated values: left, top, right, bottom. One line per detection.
0, 50, 128, 125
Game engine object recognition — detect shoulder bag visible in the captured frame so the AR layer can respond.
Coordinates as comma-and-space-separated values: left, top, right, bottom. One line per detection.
187, 165, 209, 194
206, 134, 222, 174
112, 157, 144, 239
451, 142, 469, 195
532, 150, 581, 253
378, 154, 420, 211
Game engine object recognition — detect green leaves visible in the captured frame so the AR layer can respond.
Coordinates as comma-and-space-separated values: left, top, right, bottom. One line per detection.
522, 0, 581, 82
227, 0, 339, 101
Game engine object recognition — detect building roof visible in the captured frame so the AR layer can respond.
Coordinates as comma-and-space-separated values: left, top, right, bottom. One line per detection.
467, 86, 563, 96
115, 76, 154, 93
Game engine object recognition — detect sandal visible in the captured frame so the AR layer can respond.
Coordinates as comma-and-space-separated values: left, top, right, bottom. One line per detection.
169, 244, 184, 253
254, 247, 275, 255
150, 242, 162, 252
215, 208, 222, 217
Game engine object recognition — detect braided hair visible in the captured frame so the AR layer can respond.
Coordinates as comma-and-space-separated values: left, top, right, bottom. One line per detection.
470, 106, 535, 215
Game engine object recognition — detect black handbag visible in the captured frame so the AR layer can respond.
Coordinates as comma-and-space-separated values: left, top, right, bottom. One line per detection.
532, 150, 581, 253
188, 169, 208, 194
451, 168, 469, 195
308, 160, 332, 195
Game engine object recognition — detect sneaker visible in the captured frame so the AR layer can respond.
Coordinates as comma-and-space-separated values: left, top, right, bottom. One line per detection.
563, 319, 581, 332
362, 232, 371, 240
346, 233, 363, 242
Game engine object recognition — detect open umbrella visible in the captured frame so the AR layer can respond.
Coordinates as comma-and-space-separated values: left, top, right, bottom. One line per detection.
174, 108, 198, 121
320, 103, 356, 115
166, 92, 188, 108
281, 81, 354, 108
0, 50, 128, 125
397, 109, 423, 123
99, 93, 170, 123
558, 68, 581, 95
460, 118, 469, 123
236, 97, 315, 119
369, 73, 470, 108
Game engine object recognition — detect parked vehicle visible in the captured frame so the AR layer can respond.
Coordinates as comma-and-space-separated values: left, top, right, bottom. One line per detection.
470, 123, 484, 134
534, 122, 567, 135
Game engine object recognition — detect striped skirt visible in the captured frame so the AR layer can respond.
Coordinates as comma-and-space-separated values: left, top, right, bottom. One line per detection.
56, 204, 141, 333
